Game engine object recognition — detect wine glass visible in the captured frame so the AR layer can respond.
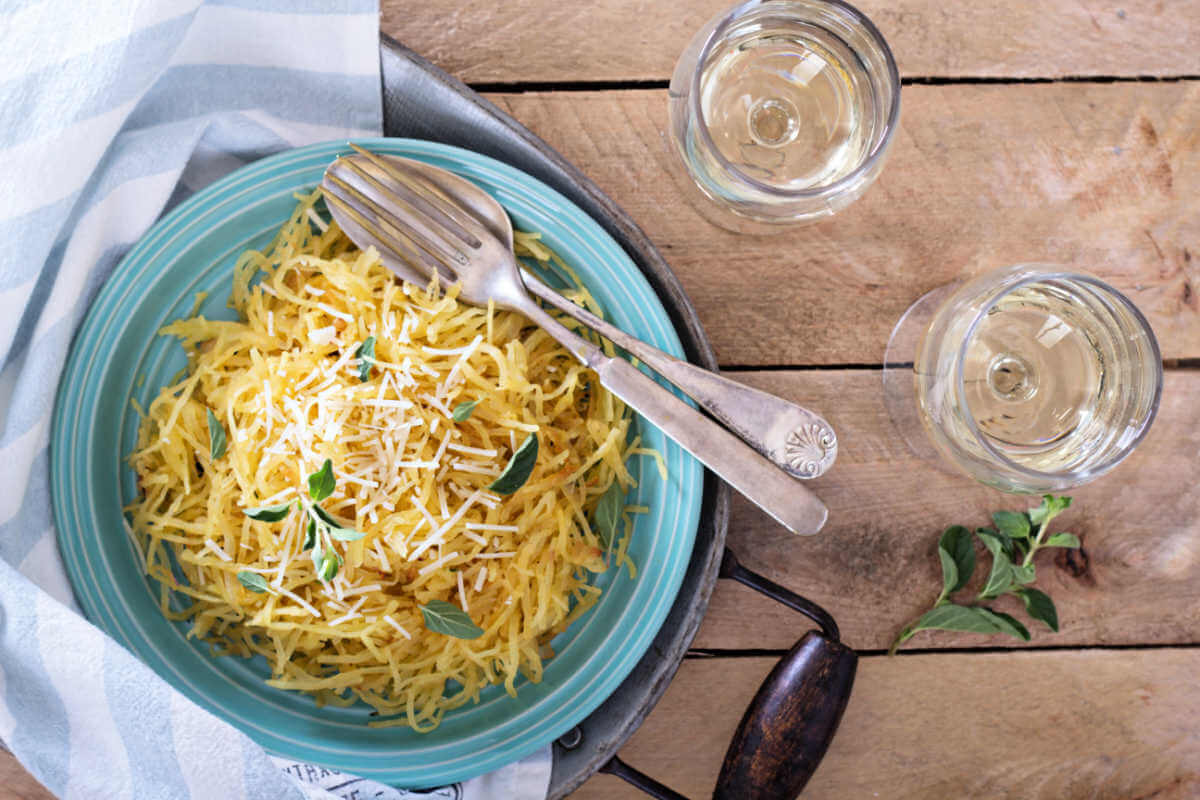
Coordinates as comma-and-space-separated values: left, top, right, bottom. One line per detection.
883, 265, 1162, 493
666, 0, 900, 231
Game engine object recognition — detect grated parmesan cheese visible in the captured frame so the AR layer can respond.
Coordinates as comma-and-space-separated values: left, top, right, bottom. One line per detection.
126, 188, 641, 734
419, 550, 460, 577
203, 538, 232, 562
308, 326, 337, 346
384, 615, 412, 640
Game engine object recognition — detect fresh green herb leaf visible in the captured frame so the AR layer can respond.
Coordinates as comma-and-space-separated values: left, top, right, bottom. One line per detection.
937, 549, 959, 602
243, 502, 292, 522
310, 504, 340, 528
893, 498, 1076, 653
905, 604, 1005, 636
303, 517, 317, 550
451, 400, 479, 422
237, 571, 270, 593
488, 433, 539, 495
993, 510, 1031, 539
207, 409, 227, 460
420, 599, 485, 639
594, 481, 625, 551
309, 506, 348, 532
1029, 495, 1071, 526
898, 604, 1030, 643
327, 526, 365, 542
304, 506, 360, 544
1011, 537, 1029, 562
1011, 563, 1036, 585
308, 459, 336, 502
316, 550, 339, 582
1018, 588, 1059, 631
355, 336, 376, 382
977, 528, 1015, 560
938, 525, 975, 595
976, 531, 1014, 599
980, 608, 1031, 641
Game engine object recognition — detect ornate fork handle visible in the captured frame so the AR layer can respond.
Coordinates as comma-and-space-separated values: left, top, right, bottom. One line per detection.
514, 297, 828, 535
524, 278, 838, 479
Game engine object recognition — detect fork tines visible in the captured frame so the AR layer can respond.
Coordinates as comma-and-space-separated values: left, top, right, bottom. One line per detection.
322, 169, 444, 284
347, 144, 482, 250
322, 150, 487, 287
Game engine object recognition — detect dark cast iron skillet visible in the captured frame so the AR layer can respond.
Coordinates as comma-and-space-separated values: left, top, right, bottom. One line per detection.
379, 35, 856, 799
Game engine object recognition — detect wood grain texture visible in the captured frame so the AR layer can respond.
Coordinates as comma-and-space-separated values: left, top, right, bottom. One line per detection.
381, 0, 1200, 83
691, 369, 1200, 651
486, 83, 1200, 366
569, 648, 1200, 799
0, 751, 52, 800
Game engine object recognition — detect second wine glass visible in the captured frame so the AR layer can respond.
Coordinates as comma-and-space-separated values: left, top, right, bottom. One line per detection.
884, 265, 1163, 493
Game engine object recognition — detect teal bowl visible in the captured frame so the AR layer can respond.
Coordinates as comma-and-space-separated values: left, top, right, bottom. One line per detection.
50, 139, 703, 787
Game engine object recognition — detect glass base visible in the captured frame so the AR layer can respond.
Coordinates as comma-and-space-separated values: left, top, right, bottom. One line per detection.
882, 283, 958, 469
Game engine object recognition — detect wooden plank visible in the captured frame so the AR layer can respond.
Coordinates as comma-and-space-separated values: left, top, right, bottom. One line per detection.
568, 648, 1200, 799
0, 750, 52, 800
485, 83, 1200, 366
382, 0, 1200, 83
688, 369, 1200, 651
4, 653, 1193, 800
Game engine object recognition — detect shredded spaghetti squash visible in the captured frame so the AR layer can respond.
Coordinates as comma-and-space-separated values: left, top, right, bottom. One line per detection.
125, 188, 648, 731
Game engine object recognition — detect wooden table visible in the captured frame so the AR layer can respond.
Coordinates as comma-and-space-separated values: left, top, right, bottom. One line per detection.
379, 2, 1200, 798
3, 3, 1197, 798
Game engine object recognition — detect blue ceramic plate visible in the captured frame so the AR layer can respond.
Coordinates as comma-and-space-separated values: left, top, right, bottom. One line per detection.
50, 139, 703, 787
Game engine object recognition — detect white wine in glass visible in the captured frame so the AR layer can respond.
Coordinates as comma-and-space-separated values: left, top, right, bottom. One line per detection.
697, 9, 880, 190
667, 0, 900, 229
886, 265, 1161, 493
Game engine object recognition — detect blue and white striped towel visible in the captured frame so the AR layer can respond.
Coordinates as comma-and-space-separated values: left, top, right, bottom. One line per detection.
0, 2, 551, 798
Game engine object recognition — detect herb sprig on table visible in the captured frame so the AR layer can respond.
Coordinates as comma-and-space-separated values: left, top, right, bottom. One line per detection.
889, 495, 1079, 654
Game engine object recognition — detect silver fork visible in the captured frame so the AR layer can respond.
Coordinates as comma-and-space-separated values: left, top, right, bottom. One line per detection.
322, 147, 829, 535
331, 151, 835, 481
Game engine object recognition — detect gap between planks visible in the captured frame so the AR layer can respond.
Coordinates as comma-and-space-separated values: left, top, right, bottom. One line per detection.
382, 0, 1200, 85
716, 361, 1200, 372
568, 647, 1200, 799
681, 370, 1200, 651
465, 74, 1200, 94
686, 642, 1200, 659
484, 83, 1200, 365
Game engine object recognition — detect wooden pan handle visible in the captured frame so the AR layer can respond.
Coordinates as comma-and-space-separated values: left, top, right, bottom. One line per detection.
595, 549, 854, 800
713, 629, 857, 799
